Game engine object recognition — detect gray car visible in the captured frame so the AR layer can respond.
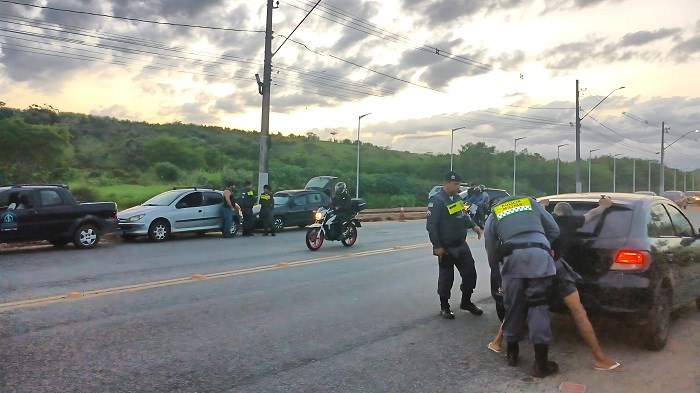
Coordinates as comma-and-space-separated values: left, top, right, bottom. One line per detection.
118, 188, 237, 241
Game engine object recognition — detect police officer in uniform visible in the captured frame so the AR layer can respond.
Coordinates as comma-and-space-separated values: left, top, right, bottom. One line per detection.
427, 171, 484, 319
239, 180, 256, 237
259, 184, 275, 236
484, 195, 560, 378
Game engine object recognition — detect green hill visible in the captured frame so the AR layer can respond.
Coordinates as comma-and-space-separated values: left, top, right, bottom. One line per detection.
0, 103, 694, 209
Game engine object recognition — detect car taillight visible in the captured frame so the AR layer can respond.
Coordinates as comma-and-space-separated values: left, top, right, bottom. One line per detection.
611, 250, 651, 271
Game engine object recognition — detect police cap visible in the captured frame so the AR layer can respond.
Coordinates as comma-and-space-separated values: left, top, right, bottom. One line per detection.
443, 171, 462, 183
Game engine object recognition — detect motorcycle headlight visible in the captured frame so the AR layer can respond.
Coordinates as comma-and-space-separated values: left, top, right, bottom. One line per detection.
128, 214, 146, 222
314, 212, 324, 221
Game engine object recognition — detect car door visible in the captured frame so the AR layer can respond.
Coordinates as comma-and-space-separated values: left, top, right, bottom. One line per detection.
1, 190, 41, 241
201, 192, 224, 229
647, 203, 679, 297
664, 203, 700, 305
36, 188, 75, 238
287, 194, 309, 226
171, 191, 204, 231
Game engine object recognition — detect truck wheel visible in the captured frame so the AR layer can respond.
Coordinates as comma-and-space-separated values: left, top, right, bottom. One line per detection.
73, 223, 100, 249
643, 286, 672, 351
148, 219, 170, 242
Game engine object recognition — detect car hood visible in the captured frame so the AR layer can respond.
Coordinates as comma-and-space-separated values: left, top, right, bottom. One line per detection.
118, 205, 161, 218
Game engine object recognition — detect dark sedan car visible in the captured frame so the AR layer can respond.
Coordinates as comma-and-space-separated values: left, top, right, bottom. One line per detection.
253, 189, 331, 231
541, 193, 699, 350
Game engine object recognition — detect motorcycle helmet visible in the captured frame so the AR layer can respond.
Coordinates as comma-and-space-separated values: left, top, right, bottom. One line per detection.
478, 185, 485, 192
334, 182, 347, 194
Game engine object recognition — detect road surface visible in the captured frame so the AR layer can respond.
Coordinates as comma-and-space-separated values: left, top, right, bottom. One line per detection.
1, 208, 699, 392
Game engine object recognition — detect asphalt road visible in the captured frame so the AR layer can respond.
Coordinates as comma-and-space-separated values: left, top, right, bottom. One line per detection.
1, 208, 699, 392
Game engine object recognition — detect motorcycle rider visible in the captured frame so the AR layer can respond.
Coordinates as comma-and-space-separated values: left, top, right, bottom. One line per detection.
465, 185, 489, 227
331, 182, 353, 237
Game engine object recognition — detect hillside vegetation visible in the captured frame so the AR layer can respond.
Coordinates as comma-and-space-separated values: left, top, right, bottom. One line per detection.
0, 104, 692, 209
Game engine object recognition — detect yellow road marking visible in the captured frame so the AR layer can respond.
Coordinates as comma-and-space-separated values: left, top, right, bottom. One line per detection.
0, 243, 431, 312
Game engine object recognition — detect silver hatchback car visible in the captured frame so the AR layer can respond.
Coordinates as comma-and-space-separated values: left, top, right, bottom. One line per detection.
118, 188, 238, 241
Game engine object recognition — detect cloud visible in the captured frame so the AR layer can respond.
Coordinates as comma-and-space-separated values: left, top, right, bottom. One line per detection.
671, 33, 700, 61
620, 28, 681, 47
400, 0, 524, 28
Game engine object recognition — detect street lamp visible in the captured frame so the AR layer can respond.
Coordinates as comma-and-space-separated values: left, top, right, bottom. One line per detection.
513, 137, 526, 195
450, 127, 466, 171
575, 82, 625, 193
557, 143, 569, 194
660, 129, 698, 194
356, 112, 371, 198
613, 154, 621, 193
588, 148, 600, 192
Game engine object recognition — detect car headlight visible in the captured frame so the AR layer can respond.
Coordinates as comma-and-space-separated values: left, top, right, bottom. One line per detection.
314, 212, 324, 221
128, 214, 146, 222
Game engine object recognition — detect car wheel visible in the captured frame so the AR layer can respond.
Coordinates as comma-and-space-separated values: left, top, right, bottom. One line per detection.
273, 216, 284, 231
73, 223, 100, 249
148, 219, 171, 242
49, 238, 70, 248
643, 286, 672, 351
229, 220, 239, 236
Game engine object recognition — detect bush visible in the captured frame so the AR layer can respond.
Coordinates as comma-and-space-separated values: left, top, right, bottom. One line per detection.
72, 187, 98, 202
155, 161, 180, 182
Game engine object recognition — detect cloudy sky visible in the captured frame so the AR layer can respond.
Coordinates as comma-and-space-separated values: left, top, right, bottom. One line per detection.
0, 0, 698, 169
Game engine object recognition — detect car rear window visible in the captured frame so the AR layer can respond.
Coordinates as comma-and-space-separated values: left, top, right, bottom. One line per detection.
549, 202, 634, 238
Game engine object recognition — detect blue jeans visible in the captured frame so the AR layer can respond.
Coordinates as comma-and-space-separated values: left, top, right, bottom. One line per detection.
221, 206, 234, 236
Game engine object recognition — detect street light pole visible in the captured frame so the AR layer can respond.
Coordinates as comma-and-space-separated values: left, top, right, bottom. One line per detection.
557, 143, 569, 194
613, 154, 621, 192
450, 127, 465, 171
632, 159, 636, 192
514, 137, 526, 195
588, 148, 599, 192
356, 113, 371, 199
575, 82, 625, 193
648, 161, 652, 191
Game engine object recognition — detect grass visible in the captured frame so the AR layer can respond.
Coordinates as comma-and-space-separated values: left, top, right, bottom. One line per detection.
71, 183, 175, 210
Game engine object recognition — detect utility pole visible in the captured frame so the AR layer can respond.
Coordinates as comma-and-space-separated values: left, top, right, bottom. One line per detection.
256, 0, 275, 197
659, 122, 666, 195
632, 159, 636, 192
575, 80, 582, 193
255, 0, 319, 196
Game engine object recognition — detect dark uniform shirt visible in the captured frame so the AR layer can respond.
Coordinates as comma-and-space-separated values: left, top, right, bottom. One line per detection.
426, 189, 476, 249
239, 189, 256, 209
259, 191, 274, 213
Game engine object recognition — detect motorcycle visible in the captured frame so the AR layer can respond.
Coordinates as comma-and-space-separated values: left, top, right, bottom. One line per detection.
305, 205, 363, 251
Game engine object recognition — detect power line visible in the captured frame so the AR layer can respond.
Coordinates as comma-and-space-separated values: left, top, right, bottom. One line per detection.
0, 0, 264, 32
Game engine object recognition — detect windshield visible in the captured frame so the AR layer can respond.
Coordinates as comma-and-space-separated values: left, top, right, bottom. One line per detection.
142, 190, 185, 206
273, 194, 290, 205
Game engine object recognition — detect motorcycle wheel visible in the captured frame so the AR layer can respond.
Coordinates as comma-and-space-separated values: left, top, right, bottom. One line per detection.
341, 223, 358, 247
305, 227, 324, 251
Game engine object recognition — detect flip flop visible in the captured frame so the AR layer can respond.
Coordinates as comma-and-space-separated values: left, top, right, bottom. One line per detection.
487, 342, 501, 353
594, 361, 622, 371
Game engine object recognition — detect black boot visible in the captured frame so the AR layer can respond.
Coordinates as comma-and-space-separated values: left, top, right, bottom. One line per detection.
506, 342, 519, 367
532, 344, 559, 378
460, 294, 483, 315
440, 297, 455, 320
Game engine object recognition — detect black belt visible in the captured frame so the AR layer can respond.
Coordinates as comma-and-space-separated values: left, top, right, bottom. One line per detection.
499, 242, 551, 257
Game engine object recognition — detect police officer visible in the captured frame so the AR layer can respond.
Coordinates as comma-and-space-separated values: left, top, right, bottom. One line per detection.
427, 171, 484, 319
259, 184, 275, 236
239, 180, 256, 237
484, 195, 560, 378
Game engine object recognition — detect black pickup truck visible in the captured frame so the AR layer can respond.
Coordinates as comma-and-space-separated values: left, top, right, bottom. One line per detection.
0, 185, 118, 249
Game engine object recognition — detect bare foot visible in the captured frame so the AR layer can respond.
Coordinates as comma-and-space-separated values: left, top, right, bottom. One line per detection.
594, 358, 623, 371
488, 342, 502, 353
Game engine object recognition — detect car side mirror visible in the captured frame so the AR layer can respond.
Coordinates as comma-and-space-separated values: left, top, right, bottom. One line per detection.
176, 202, 188, 209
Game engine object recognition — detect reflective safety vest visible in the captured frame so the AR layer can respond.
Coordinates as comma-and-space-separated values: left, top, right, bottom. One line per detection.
491, 196, 545, 241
